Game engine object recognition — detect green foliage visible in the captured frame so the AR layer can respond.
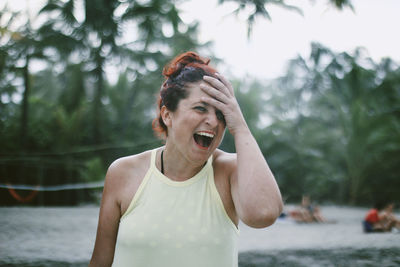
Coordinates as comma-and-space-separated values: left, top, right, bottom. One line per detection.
263, 43, 400, 204
1, 0, 204, 205
3, 0, 398, 206
79, 157, 105, 182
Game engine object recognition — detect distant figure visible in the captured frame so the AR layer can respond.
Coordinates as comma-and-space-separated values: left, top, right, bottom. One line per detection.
311, 205, 329, 223
289, 195, 313, 223
289, 195, 331, 223
363, 202, 400, 233
382, 203, 400, 230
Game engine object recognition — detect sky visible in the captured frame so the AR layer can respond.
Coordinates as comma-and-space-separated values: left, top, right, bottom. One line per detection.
4, 0, 400, 81
179, 0, 400, 80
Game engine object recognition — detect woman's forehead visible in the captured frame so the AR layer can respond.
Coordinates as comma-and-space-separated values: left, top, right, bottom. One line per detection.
184, 82, 209, 99
176, 83, 208, 108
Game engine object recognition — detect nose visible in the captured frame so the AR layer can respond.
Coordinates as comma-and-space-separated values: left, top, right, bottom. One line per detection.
205, 110, 219, 128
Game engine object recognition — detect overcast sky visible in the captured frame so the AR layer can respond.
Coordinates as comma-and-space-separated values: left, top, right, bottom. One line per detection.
180, 0, 400, 80
4, 0, 400, 81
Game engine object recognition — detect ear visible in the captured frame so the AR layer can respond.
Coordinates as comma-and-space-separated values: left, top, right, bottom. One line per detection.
161, 106, 172, 127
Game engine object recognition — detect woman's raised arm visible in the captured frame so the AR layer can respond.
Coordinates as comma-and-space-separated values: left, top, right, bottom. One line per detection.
201, 73, 283, 228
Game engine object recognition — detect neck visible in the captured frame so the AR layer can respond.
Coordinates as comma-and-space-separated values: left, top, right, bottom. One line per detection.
160, 146, 206, 181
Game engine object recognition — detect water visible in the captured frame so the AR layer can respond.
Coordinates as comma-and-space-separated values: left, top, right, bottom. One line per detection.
1, 205, 399, 266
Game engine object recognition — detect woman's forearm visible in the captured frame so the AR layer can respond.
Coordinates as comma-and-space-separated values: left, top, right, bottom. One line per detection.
233, 126, 283, 228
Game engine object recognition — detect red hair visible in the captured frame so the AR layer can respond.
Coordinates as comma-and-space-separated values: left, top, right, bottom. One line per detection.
152, 52, 218, 139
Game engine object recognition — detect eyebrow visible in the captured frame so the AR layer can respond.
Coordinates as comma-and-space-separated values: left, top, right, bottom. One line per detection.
193, 101, 210, 107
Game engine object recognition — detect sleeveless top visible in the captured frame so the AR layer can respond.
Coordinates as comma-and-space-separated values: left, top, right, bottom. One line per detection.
112, 149, 239, 267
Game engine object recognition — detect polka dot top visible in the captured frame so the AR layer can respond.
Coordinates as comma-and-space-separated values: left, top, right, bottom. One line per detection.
112, 148, 239, 267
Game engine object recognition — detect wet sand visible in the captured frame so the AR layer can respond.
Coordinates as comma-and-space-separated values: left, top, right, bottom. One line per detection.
239, 247, 400, 267
0, 205, 399, 266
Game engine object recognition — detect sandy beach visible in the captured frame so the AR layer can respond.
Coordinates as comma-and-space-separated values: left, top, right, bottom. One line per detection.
1, 205, 399, 266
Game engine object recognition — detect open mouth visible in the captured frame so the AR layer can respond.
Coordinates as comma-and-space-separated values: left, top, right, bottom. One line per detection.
193, 131, 214, 149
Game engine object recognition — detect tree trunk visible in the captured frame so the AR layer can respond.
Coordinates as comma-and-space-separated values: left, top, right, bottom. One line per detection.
21, 55, 30, 150
93, 52, 104, 144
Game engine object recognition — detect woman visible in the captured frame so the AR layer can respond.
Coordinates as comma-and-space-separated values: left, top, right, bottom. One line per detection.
89, 52, 283, 266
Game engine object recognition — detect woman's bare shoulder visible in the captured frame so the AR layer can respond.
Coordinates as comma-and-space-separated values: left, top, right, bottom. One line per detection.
105, 150, 153, 188
109, 150, 151, 172
212, 149, 237, 174
213, 149, 237, 165
103, 149, 156, 212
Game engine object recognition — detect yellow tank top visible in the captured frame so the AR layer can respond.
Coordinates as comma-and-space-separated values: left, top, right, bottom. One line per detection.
112, 148, 239, 267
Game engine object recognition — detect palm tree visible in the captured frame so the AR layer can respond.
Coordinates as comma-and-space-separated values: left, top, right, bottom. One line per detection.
38, 0, 205, 144
217, 0, 353, 37
0, 6, 47, 150
264, 43, 400, 204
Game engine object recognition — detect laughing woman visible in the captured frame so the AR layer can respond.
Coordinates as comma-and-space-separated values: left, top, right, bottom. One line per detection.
89, 52, 283, 267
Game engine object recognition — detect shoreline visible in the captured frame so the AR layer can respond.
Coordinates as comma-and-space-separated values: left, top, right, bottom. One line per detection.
1, 205, 399, 266
2, 247, 399, 267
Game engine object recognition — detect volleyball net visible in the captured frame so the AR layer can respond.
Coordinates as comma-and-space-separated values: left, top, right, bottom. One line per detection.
0, 140, 162, 205
0, 181, 104, 191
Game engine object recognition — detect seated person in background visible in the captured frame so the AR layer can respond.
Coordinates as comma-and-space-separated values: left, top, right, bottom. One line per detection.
289, 195, 331, 223
381, 203, 400, 231
289, 195, 313, 223
311, 205, 328, 223
363, 202, 400, 233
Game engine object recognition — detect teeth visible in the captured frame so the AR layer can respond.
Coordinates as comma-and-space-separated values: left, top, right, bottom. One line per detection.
197, 132, 214, 138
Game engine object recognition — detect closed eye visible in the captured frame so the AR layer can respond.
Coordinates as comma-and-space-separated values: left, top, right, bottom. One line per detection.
216, 110, 226, 125
194, 106, 207, 112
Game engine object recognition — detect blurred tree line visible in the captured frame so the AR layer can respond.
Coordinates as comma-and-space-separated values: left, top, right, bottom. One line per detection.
1, 0, 398, 206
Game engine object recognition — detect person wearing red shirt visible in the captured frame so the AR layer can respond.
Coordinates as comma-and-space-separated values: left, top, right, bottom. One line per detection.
363, 202, 399, 233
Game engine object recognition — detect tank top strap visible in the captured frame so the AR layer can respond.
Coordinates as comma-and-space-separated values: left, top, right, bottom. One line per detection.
150, 148, 157, 170
207, 154, 213, 165
205, 154, 213, 175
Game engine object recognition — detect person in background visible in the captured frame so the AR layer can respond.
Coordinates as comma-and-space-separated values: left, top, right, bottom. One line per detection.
89, 52, 283, 267
363, 202, 400, 233
380, 203, 400, 232
289, 195, 314, 223
288, 195, 332, 223
310, 205, 328, 223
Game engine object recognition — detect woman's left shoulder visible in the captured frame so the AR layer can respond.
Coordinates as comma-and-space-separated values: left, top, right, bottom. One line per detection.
212, 149, 237, 171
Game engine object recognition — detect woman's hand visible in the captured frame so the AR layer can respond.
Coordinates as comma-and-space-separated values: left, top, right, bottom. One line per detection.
202, 73, 283, 228
200, 73, 248, 136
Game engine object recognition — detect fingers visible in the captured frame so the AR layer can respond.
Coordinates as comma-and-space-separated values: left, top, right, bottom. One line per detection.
200, 96, 225, 111
200, 73, 238, 117
200, 74, 247, 135
199, 83, 229, 104
215, 73, 235, 95
203, 74, 234, 97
